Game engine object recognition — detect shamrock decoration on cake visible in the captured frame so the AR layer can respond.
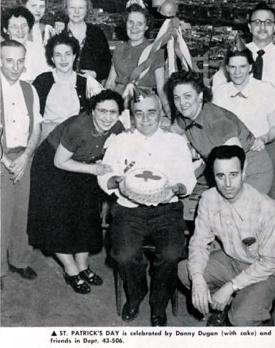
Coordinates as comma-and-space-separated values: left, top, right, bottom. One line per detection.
135, 170, 162, 182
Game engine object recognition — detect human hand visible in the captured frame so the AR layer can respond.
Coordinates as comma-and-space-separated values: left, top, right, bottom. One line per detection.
80, 69, 97, 79
9, 152, 29, 183
211, 282, 234, 312
107, 175, 124, 189
171, 183, 187, 197
92, 163, 113, 176
192, 274, 212, 315
250, 137, 265, 152
160, 116, 172, 132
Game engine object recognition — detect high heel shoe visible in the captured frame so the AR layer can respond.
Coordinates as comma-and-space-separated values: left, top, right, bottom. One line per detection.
64, 273, 91, 294
79, 268, 103, 286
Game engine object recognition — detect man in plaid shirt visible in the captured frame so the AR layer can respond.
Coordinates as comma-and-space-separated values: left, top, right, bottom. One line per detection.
178, 145, 275, 326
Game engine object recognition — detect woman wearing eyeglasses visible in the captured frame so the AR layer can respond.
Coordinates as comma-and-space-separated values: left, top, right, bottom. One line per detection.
27, 90, 125, 294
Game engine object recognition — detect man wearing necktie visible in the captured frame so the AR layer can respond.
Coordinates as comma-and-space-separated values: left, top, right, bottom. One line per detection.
212, 2, 275, 89
247, 2, 275, 84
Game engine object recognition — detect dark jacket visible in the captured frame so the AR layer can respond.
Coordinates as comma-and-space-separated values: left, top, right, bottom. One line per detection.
67, 23, 112, 82
33, 71, 89, 116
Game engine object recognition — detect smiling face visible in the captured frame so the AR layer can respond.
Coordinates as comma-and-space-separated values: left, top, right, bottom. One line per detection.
52, 44, 75, 74
249, 9, 275, 45
1, 45, 26, 84
7, 16, 30, 45
226, 56, 251, 87
133, 96, 162, 136
126, 11, 148, 45
67, 0, 87, 24
25, 0, 46, 23
214, 157, 244, 203
93, 99, 120, 132
173, 83, 203, 121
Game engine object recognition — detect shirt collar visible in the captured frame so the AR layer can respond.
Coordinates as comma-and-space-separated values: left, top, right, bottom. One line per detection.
228, 76, 254, 98
0, 71, 20, 90
134, 127, 163, 140
249, 41, 274, 54
213, 184, 249, 220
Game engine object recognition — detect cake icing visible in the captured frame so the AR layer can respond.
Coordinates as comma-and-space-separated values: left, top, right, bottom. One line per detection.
121, 168, 171, 206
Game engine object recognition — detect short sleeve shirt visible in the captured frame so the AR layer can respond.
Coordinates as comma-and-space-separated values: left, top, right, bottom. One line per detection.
177, 103, 255, 159
113, 39, 164, 89
47, 113, 124, 163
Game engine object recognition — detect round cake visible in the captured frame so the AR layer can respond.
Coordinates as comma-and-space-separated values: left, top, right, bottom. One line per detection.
121, 168, 171, 206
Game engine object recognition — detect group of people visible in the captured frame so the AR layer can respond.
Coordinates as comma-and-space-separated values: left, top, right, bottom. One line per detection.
1, 0, 275, 327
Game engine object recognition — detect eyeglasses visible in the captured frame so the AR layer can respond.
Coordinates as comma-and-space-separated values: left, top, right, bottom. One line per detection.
95, 108, 118, 116
250, 19, 274, 27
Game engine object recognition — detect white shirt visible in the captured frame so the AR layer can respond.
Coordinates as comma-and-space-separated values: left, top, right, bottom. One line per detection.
21, 40, 50, 82
98, 128, 197, 208
1, 72, 42, 149
247, 41, 275, 88
212, 41, 275, 89
43, 71, 80, 124
213, 76, 275, 137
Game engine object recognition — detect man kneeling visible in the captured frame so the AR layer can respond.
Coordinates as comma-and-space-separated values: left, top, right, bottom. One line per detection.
178, 145, 275, 326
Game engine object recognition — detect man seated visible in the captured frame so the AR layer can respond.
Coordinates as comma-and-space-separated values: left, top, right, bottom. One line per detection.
98, 90, 196, 326
178, 145, 275, 326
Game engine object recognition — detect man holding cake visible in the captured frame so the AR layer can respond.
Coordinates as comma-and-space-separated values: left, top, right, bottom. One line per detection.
98, 90, 196, 326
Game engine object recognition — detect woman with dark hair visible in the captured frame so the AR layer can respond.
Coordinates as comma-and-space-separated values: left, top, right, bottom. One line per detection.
33, 33, 89, 141
105, 4, 169, 115
64, 0, 111, 83
27, 89, 125, 294
166, 70, 273, 194
213, 48, 275, 198
1, 6, 49, 81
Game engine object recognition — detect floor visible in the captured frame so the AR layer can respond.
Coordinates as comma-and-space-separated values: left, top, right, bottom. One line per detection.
0, 248, 204, 327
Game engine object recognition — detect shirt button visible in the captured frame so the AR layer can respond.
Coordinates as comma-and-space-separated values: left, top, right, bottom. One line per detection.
96, 145, 99, 148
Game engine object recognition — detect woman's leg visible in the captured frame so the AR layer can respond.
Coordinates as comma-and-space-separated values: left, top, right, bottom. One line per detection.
75, 252, 89, 272
55, 253, 80, 275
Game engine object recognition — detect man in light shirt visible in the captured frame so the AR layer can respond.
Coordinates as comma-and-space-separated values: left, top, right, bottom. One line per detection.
98, 91, 196, 326
178, 145, 275, 326
0, 40, 41, 285
212, 2, 275, 89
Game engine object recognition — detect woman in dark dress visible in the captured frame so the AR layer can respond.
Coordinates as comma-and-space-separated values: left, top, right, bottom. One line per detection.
64, 0, 111, 83
28, 90, 124, 294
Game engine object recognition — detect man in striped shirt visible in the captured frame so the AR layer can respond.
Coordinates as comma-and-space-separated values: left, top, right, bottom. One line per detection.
178, 145, 275, 326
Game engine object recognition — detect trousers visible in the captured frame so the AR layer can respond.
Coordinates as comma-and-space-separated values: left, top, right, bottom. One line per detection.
1, 152, 33, 276
111, 201, 185, 315
178, 249, 275, 326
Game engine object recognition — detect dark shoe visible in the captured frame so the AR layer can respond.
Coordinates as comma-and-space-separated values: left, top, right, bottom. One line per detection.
207, 310, 229, 326
64, 273, 91, 294
122, 302, 140, 322
79, 268, 103, 286
10, 265, 37, 280
151, 313, 167, 326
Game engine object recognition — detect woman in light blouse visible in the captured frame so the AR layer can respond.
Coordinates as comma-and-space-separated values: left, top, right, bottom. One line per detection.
33, 33, 89, 141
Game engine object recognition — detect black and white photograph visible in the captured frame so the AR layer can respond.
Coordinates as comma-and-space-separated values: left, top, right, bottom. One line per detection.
0, 0, 274, 347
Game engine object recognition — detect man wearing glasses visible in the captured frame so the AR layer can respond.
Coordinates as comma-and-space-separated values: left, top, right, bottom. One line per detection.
212, 2, 275, 88
247, 2, 275, 85
98, 91, 196, 326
